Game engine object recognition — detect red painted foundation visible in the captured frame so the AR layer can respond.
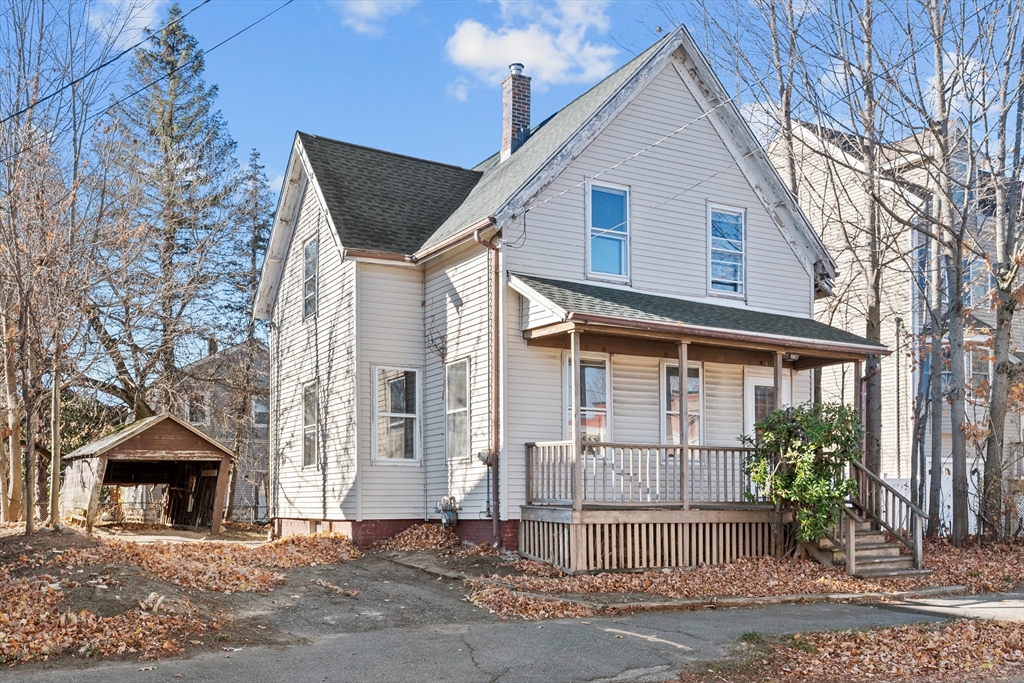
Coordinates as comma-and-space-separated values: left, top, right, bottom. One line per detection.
274, 517, 519, 550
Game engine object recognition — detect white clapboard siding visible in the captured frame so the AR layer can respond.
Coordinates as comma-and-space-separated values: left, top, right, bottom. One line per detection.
703, 362, 744, 446
611, 355, 661, 444
504, 56, 812, 318
357, 262, 427, 519
521, 294, 562, 329
504, 289, 565, 516
271, 181, 357, 521
423, 244, 494, 518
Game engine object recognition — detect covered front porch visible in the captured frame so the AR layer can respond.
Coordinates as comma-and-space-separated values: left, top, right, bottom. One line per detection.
509, 274, 886, 572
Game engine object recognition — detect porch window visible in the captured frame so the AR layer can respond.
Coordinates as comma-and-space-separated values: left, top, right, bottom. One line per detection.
303, 237, 318, 320
753, 386, 776, 424
445, 359, 469, 461
588, 183, 629, 279
374, 367, 420, 461
709, 207, 745, 295
302, 381, 317, 468
566, 357, 609, 442
664, 365, 702, 445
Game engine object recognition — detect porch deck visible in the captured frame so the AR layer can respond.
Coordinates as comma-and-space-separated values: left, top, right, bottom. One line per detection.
520, 441, 786, 572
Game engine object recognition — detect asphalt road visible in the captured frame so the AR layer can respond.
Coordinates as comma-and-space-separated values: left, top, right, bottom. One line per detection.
5, 601, 952, 683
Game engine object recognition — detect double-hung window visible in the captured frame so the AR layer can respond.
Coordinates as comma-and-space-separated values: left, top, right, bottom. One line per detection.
374, 367, 420, 461
664, 364, 702, 445
709, 207, 745, 295
445, 359, 470, 462
588, 183, 629, 279
187, 394, 207, 426
253, 396, 270, 428
565, 357, 609, 442
303, 237, 318, 320
302, 381, 317, 468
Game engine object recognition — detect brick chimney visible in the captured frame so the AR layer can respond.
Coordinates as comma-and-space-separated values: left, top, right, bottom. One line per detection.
501, 63, 530, 162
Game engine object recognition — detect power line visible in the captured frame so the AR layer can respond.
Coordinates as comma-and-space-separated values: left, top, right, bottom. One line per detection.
0, 0, 213, 126
0, 0, 296, 165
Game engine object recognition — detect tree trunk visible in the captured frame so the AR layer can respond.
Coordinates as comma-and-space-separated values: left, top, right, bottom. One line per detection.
4, 325, 22, 522
48, 379, 60, 525
927, 238, 944, 537
947, 249, 969, 547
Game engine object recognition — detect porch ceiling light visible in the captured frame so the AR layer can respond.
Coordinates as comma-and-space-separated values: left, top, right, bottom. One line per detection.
783, 353, 800, 361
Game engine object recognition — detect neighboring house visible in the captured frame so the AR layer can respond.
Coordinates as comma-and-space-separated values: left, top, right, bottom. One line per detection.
781, 122, 1024, 532
254, 27, 890, 572
178, 339, 270, 523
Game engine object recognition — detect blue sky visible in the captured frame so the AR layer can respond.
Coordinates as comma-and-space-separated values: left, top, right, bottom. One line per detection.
105, 0, 665, 192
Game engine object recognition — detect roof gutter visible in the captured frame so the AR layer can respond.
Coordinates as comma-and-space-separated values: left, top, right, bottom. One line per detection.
474, 228, 501, 542
565, 312, 890, 357
413, 216, 497, 262
343, 248, 416, 265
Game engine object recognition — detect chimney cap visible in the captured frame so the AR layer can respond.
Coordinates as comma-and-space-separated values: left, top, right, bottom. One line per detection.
509, 63, 524, 76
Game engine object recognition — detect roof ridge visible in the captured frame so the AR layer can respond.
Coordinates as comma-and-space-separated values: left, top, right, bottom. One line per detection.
296, 131, 479, 174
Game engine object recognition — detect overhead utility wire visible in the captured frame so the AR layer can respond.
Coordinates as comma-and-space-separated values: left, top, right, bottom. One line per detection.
0, 0, 296, 166
0, 0, 212, 126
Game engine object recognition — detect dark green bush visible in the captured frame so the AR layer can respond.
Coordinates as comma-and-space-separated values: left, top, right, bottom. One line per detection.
742, 403, 861, 542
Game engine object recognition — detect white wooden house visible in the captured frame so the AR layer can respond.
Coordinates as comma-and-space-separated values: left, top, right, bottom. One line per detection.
254, 27, 896, 572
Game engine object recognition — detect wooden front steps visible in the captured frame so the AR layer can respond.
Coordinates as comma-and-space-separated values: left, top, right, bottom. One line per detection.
804, 520, 932, 580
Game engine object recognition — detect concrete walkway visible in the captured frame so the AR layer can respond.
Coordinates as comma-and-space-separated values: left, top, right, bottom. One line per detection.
882, 592, 1024, 622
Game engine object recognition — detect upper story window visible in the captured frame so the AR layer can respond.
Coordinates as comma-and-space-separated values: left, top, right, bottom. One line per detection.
253, 396, 270, 428
302, 381, 317, 468
374, 367, 420, 462
709, 207, 745, 296
303, 237, 318, 320
445, 359, 470, 462
187, 393, 208, 426
587, 183, 629, 279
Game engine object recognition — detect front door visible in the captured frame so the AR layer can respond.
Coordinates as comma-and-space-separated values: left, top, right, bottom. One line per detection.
743, 369, 792, 437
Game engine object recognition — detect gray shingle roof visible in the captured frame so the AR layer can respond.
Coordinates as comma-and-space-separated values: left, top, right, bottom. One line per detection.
419, 36, 670, 252
297, 132, 482, 254
513, 273, 886, 351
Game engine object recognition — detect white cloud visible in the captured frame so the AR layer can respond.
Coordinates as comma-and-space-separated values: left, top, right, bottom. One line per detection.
446, 0, 618, 91
447, 76, 470, 102
330, 0, 418, 36
269, 174, 285, 194
89, 0, 165, 50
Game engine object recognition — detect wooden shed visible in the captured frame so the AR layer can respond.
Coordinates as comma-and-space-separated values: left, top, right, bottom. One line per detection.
60, 413, 235, 534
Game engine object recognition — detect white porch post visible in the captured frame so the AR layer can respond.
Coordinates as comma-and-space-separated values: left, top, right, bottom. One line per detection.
678, 341, 689, 510
570, 329, 582, 511
854, 359, 865, 464
773, 351, 783, 409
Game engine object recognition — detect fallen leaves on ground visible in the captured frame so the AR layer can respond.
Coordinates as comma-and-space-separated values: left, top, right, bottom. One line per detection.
377, 523, 463, 552
768, 619, 1024, 682
0, 569, 209, 667
466, 583, 595, 620
50, 532, 361, 593
489, 538, 1024, 604
501, 559, 565, 577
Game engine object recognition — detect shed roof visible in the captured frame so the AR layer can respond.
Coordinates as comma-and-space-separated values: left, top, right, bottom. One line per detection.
64, 413, 234, 462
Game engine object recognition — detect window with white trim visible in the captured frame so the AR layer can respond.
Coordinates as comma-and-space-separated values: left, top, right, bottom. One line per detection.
374, 367, 420, 461
187, 393, 207, 426
588, 183, 629, 278
709, 207, 745, 295
303, 237, 318, 320
565, 357, 609, 443
253, 396, 270, 428
302, 381, 317, 468
445, 359, 470, 462
664, 364, 702, 445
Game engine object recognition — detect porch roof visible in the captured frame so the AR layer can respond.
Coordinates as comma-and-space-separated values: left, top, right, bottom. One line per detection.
509, 273, 887, 361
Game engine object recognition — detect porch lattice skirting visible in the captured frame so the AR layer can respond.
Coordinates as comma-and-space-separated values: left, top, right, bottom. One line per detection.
519, 508, 782, 573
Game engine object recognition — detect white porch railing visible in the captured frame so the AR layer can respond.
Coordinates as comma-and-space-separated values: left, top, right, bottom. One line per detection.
525, 441, 765, 509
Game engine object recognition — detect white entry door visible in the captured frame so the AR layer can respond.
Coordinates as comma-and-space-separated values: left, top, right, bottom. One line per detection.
743, 368, 792, 437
